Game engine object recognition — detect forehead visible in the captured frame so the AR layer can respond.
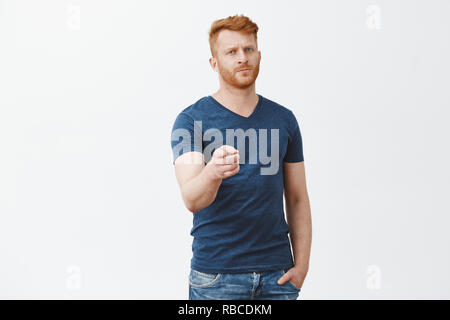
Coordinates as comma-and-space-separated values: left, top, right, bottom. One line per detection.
216, 30, 256, 50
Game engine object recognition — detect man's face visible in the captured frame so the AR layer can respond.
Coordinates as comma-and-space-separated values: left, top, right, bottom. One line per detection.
212, 30, 261, 89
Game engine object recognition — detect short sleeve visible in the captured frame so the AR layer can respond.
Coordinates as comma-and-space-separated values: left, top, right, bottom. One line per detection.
283, 110, 304, 163
170, 112, 203, 164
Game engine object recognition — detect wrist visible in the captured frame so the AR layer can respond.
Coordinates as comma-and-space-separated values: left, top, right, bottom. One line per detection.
204, 161, 222, 183
293, 263, 309, 273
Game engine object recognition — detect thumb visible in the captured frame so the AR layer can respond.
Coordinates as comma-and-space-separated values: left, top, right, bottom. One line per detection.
277, 272, 290, 285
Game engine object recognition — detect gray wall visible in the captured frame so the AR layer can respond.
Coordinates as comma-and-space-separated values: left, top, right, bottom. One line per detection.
0, 0, 449, 299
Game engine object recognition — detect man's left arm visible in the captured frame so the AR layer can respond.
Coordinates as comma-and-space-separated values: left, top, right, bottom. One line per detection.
277, 161, 312, 289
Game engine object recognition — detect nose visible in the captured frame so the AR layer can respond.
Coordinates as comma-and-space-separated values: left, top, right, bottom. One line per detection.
237, 48, 249, 64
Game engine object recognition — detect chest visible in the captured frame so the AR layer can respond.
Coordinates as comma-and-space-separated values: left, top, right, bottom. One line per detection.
198, 118, 289, 176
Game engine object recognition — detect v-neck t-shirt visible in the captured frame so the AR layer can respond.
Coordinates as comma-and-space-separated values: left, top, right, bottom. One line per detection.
170, 93, 304, 274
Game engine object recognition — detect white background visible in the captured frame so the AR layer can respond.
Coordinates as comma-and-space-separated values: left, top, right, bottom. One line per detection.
1, 0, 449, 299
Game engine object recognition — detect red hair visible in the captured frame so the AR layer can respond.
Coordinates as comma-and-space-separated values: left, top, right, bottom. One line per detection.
208, 14, 259, 57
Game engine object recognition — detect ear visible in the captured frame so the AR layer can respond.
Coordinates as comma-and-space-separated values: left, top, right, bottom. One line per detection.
209, 57, 217, 71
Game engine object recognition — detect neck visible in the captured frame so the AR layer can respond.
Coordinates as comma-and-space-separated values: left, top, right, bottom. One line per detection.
212, 83, 258, 111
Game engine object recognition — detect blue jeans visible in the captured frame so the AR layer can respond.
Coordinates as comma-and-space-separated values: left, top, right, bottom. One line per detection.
188, 268, 301, 300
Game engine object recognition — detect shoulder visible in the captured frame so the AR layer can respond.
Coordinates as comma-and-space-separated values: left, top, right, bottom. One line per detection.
260, 94, 299, 126
175, 96, 211, 120
171, 96, 212, 132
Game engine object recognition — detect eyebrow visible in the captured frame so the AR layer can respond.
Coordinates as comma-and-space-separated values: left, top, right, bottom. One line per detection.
224, 44, 256, 51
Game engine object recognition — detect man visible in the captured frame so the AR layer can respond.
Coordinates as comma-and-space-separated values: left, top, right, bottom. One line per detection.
170, 14, 312, 300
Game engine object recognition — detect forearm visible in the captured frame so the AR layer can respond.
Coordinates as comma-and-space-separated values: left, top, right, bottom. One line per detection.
181, 162, 222, 213
286, 197, 312, 272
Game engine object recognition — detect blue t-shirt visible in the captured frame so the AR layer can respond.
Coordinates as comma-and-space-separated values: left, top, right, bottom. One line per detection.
170, 93, 304, 273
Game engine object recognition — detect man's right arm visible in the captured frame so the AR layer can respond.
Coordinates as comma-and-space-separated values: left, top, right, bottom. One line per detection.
173, 146, 240, 213
174, 151, 221, 213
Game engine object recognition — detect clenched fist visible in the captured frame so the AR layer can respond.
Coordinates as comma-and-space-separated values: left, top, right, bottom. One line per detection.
206, 145, 240, 180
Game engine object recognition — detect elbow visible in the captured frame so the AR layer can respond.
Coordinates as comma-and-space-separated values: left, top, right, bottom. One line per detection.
185, 201, 207, 214
184, 198, 214, 214
285, 194, 310, 209
287, 190, 310, 204
179, 187, 198, 213
180, 187, 217, 213
186, 202, 198, 214
183, 197, 202, 213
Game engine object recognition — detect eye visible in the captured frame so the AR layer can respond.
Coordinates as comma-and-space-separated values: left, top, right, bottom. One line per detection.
246, 47, 253, 52
228, 50, 235, 54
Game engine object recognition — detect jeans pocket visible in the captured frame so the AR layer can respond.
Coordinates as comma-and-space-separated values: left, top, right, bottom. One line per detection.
281, 269, 301, 291
189, 269, 222, 288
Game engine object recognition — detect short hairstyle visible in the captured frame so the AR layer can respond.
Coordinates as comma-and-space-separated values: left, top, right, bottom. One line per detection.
208, 14, 259, 57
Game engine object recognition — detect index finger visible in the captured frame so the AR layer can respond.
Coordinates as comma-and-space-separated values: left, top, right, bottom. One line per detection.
215, 145, 238, 158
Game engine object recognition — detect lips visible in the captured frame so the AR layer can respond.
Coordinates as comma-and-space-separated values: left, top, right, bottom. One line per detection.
237, 68, 251, 72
